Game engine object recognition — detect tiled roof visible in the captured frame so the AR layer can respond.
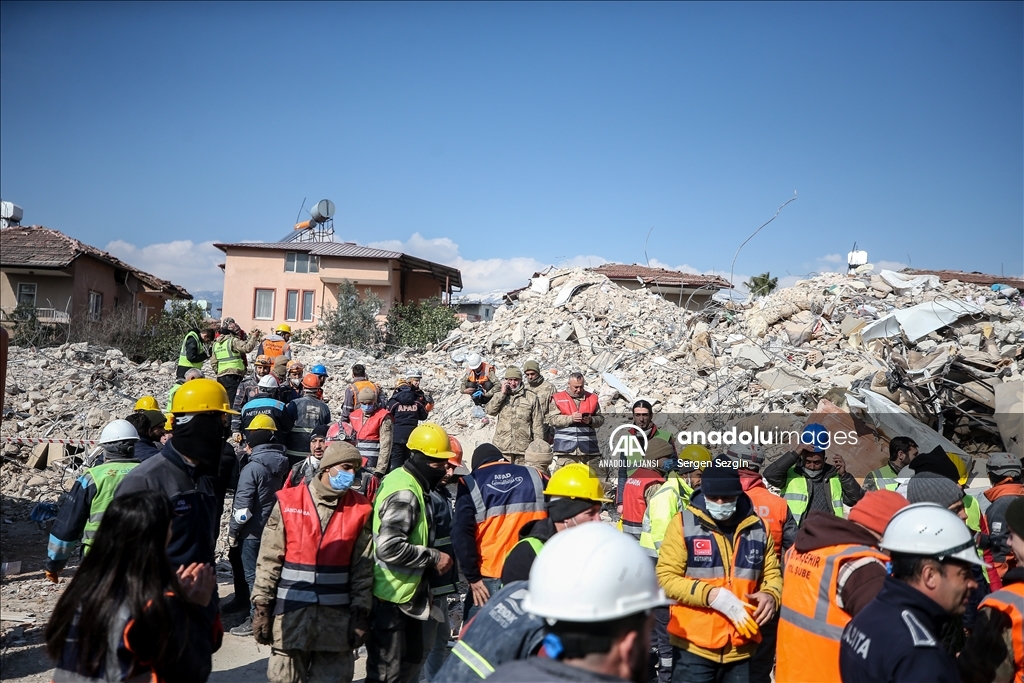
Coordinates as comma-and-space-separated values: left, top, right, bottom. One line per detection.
591, 263, 733, 289
1, 225, 191, 299
902, 269, 1024, 291
213, 241, 404, 260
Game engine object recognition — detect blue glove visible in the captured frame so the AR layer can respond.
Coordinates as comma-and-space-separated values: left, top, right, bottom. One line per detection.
472, 390, 484, 399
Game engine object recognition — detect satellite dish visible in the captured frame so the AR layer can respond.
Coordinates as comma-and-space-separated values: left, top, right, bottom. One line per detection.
310, 199, 335, 224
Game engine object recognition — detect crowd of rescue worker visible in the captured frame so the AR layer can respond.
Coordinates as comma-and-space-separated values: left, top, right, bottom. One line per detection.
38, 319, 1024, 683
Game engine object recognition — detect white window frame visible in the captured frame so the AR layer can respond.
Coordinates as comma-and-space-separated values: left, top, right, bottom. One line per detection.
285, 290, 299, 322
254, 288, 275, 320
16, 283, 36, 307
301, 290, 315, 322
88, 291, 103, 321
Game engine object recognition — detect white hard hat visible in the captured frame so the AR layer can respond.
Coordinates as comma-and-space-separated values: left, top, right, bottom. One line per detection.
98, 419, 140, 445
405, 368, 423, 379
522, 522, 670, 622
880, 502, 987, 568
725, 443, 766, 469
465, 353, 483, 370
258, 374, 279, 389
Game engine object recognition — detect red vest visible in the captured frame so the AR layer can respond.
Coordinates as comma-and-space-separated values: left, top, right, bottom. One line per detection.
621, 467, 664, 538
274, 483, 372, 615
350, 408, 389, 464
551, 391, 601, 455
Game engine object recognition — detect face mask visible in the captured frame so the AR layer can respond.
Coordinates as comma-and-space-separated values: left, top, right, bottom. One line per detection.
804, 466, 825, 479
360, 403, 374, 413
329, 469, 355, 492
172, 412, 227, 468
705, 499, 737, 521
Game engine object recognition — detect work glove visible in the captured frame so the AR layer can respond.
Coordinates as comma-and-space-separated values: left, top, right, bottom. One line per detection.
45, 570, 61, 584
472, 390, 484, 399
708, 588, 759, 639
349, 608, 370, 649
227, 534, 240, 549
231, 433, 243, 445
252, 602, 273, 645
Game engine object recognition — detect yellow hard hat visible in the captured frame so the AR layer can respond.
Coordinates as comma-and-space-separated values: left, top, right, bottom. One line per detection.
170, 378, 240, 414
407, 423, 455, 460
544, 463, 612, 503
679, 444, 713, 467
276, 324, 292, 334
164, 413, 174, 431
248, 414, 277, 431
947, 452, 971, 487
134, 395, 159, 412
254, 354, 272, 367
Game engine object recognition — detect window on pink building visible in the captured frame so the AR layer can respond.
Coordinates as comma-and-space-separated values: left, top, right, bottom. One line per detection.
301, 291, 314, 322
285, 290, 299, 322
254, 289, 275, 320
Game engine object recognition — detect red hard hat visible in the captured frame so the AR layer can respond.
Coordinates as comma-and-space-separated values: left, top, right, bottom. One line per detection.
326, 422, 345, 442
302, 373, 321, 389
447, 436, 464, 467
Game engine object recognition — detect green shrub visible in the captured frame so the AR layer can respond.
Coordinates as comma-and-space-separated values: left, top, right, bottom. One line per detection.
386, 297, 459, 349
310, 280, 384, 351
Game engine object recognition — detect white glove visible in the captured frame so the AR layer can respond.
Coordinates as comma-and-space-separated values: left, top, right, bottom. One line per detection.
708, 588, 759, 638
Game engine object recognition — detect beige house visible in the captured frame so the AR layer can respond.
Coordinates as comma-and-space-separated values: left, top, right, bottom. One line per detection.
214, 241, 462, 332
1, 226, 191, 327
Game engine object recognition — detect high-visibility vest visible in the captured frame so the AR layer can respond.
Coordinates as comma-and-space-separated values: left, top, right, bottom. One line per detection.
963, 494, 994, 585
213, 337, 244, 373
781, 467, 844, 524
621, 467, 664, 538
351, 379, 379, 402
639, 473, 693, 557
667, 507, 768, 648
745, 483, 789, 559
350, 408, 388, 466
463, 461, 547, 579
864, 463, 900, 491
466, 364, 492, 386
81, 461, 140, 550
260, 337, 287, 359
273, 483, 371, 615
177, 330, 204, 369
776, 544, 888, 683
979, 583, 1024, 683
372, 468, 429, 604
550, 391, 601, 455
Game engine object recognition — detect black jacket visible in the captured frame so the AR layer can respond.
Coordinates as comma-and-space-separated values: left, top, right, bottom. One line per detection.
839, 576, 960, 683
488, 657, 627, 682
388, 385, 428, 443
501, 518, 556, 585
133, 438, 162, 462
230, 443, 289, 540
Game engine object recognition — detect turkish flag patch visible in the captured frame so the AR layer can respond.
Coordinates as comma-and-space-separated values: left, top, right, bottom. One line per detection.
693, 538, 713, 556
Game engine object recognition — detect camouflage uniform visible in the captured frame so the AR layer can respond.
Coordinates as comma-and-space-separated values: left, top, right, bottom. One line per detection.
485, 386, 544, 465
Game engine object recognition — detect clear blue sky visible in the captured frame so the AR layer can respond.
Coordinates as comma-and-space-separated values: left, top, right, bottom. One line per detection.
2, 2, 1021, 295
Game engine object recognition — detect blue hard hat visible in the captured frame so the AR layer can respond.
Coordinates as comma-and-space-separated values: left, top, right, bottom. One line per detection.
801, 423, 829, 453
311, 364, 329, 377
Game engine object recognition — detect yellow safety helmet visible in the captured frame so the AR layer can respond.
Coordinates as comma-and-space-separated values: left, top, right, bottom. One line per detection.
407, 423, 456, 460
254, 354, 272, 367
276, 324, 292, 334
163, 413, 174, 431
170, 378, 240, 414
679, 444, 713, 467
247, 414, 277, 431
544, 463, 612, 503
947, 452, 971, 487
134, 395, 159, 412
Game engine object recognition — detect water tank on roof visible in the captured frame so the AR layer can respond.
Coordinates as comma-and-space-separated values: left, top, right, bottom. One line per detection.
310, 200, 335, 224
1, 201, 23, 227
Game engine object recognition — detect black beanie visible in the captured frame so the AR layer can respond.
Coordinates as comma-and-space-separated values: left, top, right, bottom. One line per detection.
472, 443, 505, 470
911, 446, 960, 483
700, 461, 743, 497
311, 424, 330, 439
548, 497, 597, 522
246, 429, 275, 448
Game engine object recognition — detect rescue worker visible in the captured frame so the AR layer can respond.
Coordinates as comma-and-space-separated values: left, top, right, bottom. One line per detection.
775, 491, 909, 683
616, 399, 675, 514
959, 497, 1024, 683
227, 414, 290, 636
349, 387, 394, 473
176, 326, 215, 379
404, 368, 434, 413
285, 360, 306, 393
284, 373, 332, 465
639, 444, 712, 558
619, 438, 675, 540
367, 423, 455, 683
863, 436, 918, 492
272, 355, 290, 388
656, 462, 783, 683
522, 359, 554, 416
461, 353, 496, 406
422, 436, 463, 682
839, 503, 986, 683
310, 363, 330, 389
257, 323, 292, 360
547, 372, 605, 475
501, 462, 609, 584
168, 367, 203, 409
231, 354, 274, 426
287, 424, 329, 488
212, 322, 259, 406
342, 364, 383, 421
980, 452, 1024, 578
133, 395, 159, 412
124, 410, 165, 461
388, 373, 429, 473
762, 423, 864, 526
239, 375, 293, 439
487, 523, 671, 683
45, 419, 141, 581
486, 367, 545, 465
251, 441, 373, 683
523, 439, 554, 481
451, 443, 547, 621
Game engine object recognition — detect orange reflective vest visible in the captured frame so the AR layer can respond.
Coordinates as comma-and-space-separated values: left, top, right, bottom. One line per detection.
467, 364, 492, 385
744, 481, 789, 560
274, 483, 372, 615
261, 338, 287, 359
551, 391, 601, 455
352, 379, 378, 400
776, 544, 888, 683
979, 583, 1024, 683
667, 507, 769, 648
350, 408, 388, 464
621, 467, 664, 538
463, 461, 547, 578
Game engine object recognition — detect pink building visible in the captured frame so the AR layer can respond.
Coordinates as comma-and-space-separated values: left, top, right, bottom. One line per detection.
214, 241, 462, 332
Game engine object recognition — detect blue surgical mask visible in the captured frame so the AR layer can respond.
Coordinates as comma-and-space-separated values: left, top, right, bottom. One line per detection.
705, 499, 737, 521
329, 469, 355, 492
360, 403, 374, 413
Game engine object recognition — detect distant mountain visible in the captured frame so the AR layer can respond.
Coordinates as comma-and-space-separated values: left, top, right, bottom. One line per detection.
190, 289, 224, 315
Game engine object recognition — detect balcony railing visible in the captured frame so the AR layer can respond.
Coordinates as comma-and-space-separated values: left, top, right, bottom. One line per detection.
0, 306, 71, 324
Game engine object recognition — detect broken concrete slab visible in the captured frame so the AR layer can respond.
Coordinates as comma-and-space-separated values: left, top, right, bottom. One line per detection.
756, 365, 812, 392
731, 344, 770, 370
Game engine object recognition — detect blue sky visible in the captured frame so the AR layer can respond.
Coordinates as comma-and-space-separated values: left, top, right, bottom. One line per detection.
2, 2, 1021, 295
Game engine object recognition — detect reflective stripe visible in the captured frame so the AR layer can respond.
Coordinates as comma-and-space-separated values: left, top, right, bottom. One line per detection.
452, 639, 496, 678
465, 467, 546, 525
779, 604, 844, 639
280, 567, 350, 585
779, 544, 877, 641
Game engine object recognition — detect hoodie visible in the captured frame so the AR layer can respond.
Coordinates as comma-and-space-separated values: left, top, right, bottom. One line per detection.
230, 443, 291, 540
388, 384, 428, 443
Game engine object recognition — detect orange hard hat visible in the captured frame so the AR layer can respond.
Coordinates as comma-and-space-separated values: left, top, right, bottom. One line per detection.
447, 436, 464, 467
301, 373, 321, 389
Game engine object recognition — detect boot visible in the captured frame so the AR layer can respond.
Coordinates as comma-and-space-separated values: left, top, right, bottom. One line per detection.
229, 616, 253, 637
